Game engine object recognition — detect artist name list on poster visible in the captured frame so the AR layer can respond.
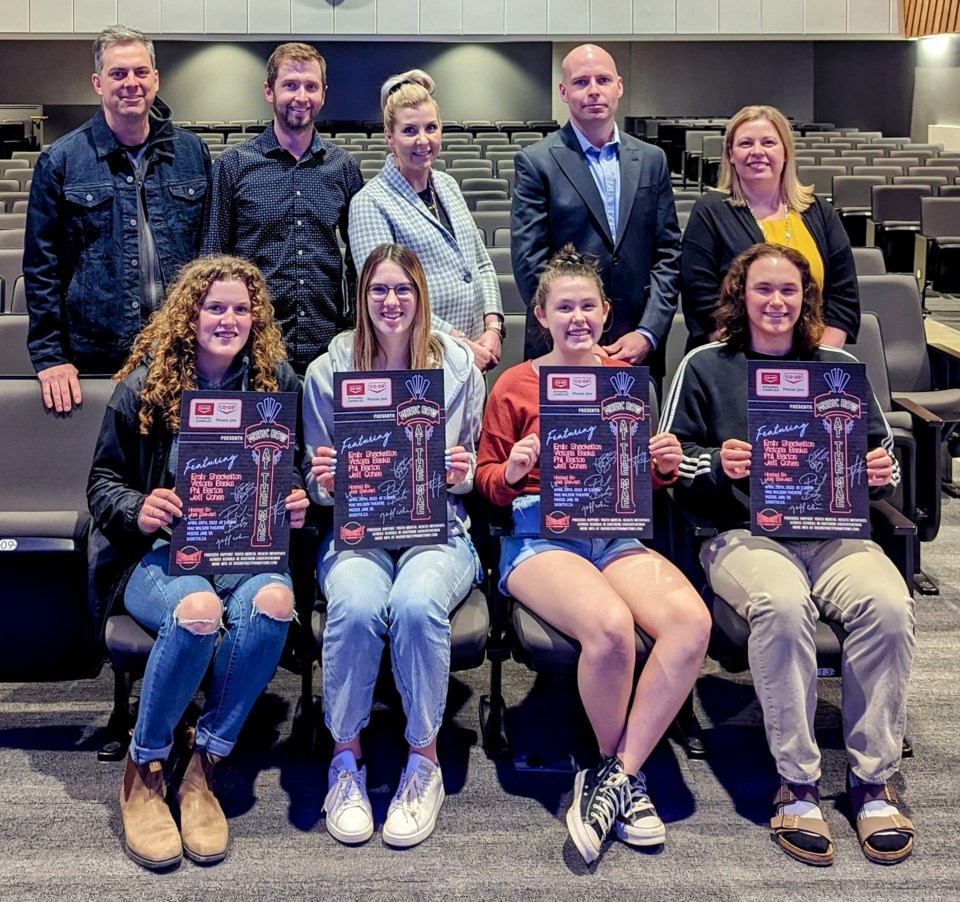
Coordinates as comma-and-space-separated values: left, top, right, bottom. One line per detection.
169, 391, 297, 575
333, 370, 447, 550
539, 366, 653, 539
748, 361, 869, 539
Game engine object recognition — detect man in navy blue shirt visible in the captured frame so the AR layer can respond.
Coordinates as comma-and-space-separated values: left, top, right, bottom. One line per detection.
203, 43, 363, 374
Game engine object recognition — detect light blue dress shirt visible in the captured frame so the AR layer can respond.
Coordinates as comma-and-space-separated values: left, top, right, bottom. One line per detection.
571, 123, 657, 350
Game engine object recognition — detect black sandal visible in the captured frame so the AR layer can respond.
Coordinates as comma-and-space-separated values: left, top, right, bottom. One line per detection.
770, 783, 834, 867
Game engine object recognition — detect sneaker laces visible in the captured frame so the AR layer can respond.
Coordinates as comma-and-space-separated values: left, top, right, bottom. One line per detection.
621, 772, 655, 820
588, 770, 629, 836
329, 767, 367, 813
392, 761, 435, 820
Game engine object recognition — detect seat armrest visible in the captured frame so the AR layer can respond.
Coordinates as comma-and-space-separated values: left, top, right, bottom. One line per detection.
870, 499, 916, 592
891, 396, 943, 426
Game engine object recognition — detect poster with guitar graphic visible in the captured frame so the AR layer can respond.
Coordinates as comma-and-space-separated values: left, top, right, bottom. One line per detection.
748, 361, 870, 539
539, 366, 653, 539
169, 391, 298, 575
333, 370, 447, 550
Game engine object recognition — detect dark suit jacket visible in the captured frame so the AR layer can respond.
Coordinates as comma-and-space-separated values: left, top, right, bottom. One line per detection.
510, 123, 682, 365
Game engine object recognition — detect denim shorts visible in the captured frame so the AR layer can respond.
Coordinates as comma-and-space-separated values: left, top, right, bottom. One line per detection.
498, 495, 644, 596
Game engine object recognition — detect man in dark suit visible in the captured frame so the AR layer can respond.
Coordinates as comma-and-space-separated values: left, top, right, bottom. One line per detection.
511, 44, 681, 368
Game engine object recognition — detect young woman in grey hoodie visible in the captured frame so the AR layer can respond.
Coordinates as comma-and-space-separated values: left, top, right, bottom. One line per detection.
302, 243, 484, 850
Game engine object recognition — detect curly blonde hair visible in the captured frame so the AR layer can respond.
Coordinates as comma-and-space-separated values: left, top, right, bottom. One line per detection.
353, 243, 443, 371
715, 243, 824, 354
116, 255, 287, 435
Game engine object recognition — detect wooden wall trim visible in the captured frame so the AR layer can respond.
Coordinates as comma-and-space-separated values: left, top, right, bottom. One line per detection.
903, 0, 960, 37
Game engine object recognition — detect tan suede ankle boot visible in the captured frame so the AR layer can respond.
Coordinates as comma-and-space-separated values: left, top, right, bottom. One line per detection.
119, 755, 182, 869
175, 747, 228, 864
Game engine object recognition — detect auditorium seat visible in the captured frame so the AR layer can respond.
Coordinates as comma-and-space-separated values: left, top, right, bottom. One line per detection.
833, 175, 886, 245
487, 246, 513, 274
472, 210, 511, 245
852, 246, 887, 275
916, 196, 960, 297
859, 273, 960, 495
0, 315, 32, 373
867, 184, 933, 272
0, 228, 25, 249
0, 213, 26, 230
0, 377, 116, 682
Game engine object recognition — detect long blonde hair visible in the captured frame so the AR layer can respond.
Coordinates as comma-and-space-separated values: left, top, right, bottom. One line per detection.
352, 244, 443, 371
717, 104, 814, 212
381, 69, 439, 132
116, 255, 286, 435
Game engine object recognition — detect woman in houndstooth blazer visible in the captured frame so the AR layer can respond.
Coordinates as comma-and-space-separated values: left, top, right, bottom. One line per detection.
348, 70, 504, 371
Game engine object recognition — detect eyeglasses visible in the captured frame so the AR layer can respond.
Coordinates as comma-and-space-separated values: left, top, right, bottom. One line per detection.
367, 283, 417, 302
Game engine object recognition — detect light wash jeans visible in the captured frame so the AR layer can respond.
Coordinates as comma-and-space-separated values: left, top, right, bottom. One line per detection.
700, 529, 915, 784
318, 530, 477, 748
124, 542, 293, 765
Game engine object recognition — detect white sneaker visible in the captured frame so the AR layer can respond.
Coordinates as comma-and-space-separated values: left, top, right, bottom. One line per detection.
381, 753, 445, 848
324, 750, 374, 844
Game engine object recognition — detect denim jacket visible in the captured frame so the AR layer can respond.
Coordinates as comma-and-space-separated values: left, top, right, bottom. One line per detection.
24, 98, 211, 373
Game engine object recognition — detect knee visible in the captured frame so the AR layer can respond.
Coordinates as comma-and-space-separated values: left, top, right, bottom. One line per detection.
253, 583, 295, 622
853, 590, 914, 640
746, 590, 817, 635
678, 594, 712, 656
581, 603, 635, 666
174, 592, 222, 634
390, 584, 449, 630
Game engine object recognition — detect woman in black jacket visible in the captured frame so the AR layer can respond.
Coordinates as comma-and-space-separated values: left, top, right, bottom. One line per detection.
87, 255, 308, 871
681, 104, 859, 351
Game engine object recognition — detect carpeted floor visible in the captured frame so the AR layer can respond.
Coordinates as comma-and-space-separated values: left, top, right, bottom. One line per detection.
3, 360, 960, 902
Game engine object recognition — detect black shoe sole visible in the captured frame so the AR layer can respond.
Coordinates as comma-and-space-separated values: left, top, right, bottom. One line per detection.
123, 840, 182, 871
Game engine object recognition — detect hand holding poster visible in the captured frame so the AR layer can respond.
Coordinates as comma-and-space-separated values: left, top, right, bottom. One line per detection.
333, 370, 448, 550
748, 361, 870, 538
539, 365, 653, 539
169, 391, 298, 575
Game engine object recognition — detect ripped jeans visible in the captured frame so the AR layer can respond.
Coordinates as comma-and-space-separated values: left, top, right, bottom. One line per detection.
124, 541, 293, 765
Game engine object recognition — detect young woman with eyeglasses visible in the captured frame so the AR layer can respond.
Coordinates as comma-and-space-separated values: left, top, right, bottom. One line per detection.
302, 243, 485, 849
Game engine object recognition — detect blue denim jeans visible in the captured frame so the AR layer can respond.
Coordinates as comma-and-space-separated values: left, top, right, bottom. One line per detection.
318, 530, 477, 748
124, 542, 293, 765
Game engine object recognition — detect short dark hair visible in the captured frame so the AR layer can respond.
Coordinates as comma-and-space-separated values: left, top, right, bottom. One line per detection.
93, 25, 155, 73
266, 42, 327, 90
715, 243, 824, 354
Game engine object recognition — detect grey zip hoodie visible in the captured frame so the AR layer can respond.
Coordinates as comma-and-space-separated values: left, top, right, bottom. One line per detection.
302, 331, 485, 530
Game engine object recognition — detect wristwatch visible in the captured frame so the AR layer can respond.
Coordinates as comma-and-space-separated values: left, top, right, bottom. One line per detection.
484, 318, 505, 337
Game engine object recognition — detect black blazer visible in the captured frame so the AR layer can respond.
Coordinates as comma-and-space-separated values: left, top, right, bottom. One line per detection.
680, 191, 860, 347
510, 123, 682, 364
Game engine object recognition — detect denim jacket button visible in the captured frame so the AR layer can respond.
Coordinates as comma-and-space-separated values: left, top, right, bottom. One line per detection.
126, 176, 134, 184
188, 187, 195, 195
85, 193, 93, 201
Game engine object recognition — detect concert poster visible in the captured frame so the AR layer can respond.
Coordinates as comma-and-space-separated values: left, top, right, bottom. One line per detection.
168, 391, 298, 575
333, 370, 448, 550
539, 366, 653, 539
747, 361, 870, 539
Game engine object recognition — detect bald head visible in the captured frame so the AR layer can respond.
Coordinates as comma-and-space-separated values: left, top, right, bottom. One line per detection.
559, 44, 623, 147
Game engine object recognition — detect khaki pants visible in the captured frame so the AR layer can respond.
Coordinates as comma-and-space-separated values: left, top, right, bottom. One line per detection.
700, 529, 915, 784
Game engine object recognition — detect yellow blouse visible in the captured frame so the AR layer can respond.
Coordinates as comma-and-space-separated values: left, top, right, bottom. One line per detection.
756, 211, 825, 290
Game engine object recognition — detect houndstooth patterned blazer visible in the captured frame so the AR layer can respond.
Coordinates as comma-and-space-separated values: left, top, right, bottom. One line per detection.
348, 157, 502, 340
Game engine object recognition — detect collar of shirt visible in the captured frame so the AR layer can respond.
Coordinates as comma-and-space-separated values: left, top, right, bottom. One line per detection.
256, 123, 324, 161
570, 122, 621, 160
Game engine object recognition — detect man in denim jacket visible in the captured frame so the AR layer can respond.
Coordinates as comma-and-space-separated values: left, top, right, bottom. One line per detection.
24, 25, 210, 412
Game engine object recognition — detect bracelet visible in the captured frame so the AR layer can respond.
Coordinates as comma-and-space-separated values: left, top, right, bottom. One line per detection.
484, 319, 505, 337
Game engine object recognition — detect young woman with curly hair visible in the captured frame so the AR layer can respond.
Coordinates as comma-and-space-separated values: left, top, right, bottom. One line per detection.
87, 255, 309, 871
